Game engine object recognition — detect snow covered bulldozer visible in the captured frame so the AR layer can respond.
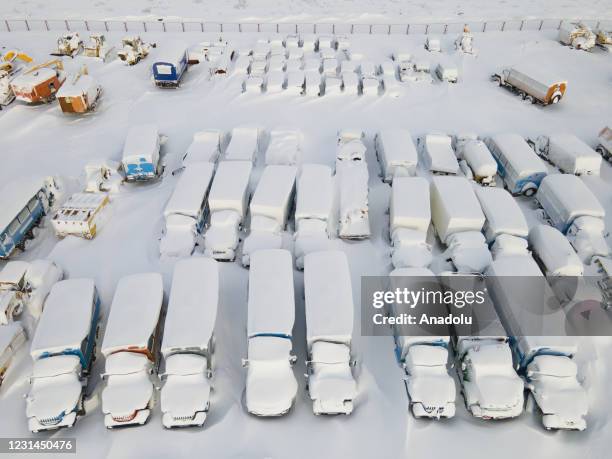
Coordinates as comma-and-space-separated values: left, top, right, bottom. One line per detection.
83, 34, 114, 61
117, 36, 155, 65
52, 33, 83, 57
0, 50, 33, 108
559, 23, 596, 51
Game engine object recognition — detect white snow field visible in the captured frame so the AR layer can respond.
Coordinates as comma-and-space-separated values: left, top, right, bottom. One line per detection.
1, 17, 612, 459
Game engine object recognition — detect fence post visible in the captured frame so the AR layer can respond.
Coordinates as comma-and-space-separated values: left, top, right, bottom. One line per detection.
104, 21, 108, 32
501, 21, 506, 31
332, 23, 336, 34
65, 19, 70, 31
425, 24, 429, 34
257, 23, 260, 33
123, 21, 127, 32
25, 19, 30, 31
539, 19, 544, 30
596, 21, 600, 29
5, 20, 9, 32
520, 20, 524, 31
85, 20, 89, 31
406, 24, 409, 34
388, 24, 391, 35
369, 24, 373, 34
351, 24, 354, 34
277, 23, 279, 33
162, 21, 166, 32
220, 23, 223, 33
45, 19, 49, 31
444, 24, 448, 34
200, 21, 204, 32
482, 21, 487, 32
143, 21, 147, 32
181, 22, 185, 32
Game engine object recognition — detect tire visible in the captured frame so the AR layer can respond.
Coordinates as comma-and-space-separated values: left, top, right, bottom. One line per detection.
523, 187, 536, 197
551, 95, 561, 104
526, 95, 536, 104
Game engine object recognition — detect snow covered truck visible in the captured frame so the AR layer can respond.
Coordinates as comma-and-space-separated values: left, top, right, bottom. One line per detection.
491, 66, 567, 105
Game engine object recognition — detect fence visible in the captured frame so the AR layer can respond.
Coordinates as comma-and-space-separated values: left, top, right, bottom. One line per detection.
1, 17, 611, 35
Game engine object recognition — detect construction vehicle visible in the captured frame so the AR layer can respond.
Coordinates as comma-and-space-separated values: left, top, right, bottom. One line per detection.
455, 26, 476, 54
0, 50, 33, 107
83, 34, 114, 61
559, 23, 596, 51
117, 36, 155, 65
10, 59, 65, 104
52, 33, 83, 57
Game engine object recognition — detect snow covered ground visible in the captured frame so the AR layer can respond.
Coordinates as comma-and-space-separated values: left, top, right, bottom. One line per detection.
1, 24, 612, 459
1, 0, 611, 23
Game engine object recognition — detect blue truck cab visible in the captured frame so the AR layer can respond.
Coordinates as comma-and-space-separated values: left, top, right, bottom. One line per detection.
152, 43, 189, 88
121, 124, 162, 182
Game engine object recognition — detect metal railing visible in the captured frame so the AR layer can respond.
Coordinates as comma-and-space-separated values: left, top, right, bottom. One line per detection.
1, 17, 610, 35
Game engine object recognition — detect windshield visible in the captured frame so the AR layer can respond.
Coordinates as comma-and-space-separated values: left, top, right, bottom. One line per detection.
155, 64, 174, 75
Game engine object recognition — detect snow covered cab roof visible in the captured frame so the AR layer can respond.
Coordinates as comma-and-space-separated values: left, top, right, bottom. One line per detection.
390, 177, 430, 233
155, 40, 188, 67
536, 174, 605, 229
11, 67, 57, 89
548, 134, 599, 159
30, 279, 96, 359
430, 176, 485, 242
265, 129, 303, 165
56, 73, 99, 99
185, 130, 221, 164
225, 127, 259, 162
295, 164, 333, 222
161, 258, 218, 355
122, 124, 159, 161
516, 336, 578, 361
247, 249, 295, 338
304, 251, 353, 347
528, 225, 583, 276
102, 273, 164, 356
249, 165, 297, 225
489, 134, 547, 176
476, 187, 528, 241
423, 134, 459, 174
164, 162, 215, 219
207, 160, 252, 215
0, 177, 49, 233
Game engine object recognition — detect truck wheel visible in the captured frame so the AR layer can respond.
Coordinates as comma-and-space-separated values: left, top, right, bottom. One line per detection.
523, 187, 536, 197
551, 95, 561, 104
526, 95, 536, 104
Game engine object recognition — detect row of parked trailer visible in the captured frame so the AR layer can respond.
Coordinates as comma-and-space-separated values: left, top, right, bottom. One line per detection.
0, 249, 357, 430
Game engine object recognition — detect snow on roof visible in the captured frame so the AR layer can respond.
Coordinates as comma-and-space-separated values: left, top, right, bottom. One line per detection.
30, 279, 96, 358
56, 73, 99, 99
102, 273, 164, 355
304, 251, 353, 346
249, 165, 297, 225
225, 127, 259, 162
537, 174, 605, 223
155, 40, 188, 68
461, 140, 497, 176
208, 160, 252, 215
489, 134, 547, 175
390, 177, 430, 233
339, 162, 369, 214
164, 162, 215, 219
517, 336, 578, 361
476, 187, 528, 240
548, 134, 599, 159
0, 260, 29, 285
528, 225, 584, 276
161, 258, 218, 355
376, 129, 418, 167
265, 129, 302, 165
423, 134, 459, 174
295, 164, 333, 222
185, 130, 221, 164
430, 176, 485, 242
122, 124, 159, 161
247, 250, 295, 337
0, 177, 48, 233
11, 67, 57, 89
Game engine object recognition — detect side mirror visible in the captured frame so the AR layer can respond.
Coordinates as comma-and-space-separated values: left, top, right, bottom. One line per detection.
289, 355, 297, 365
241, 359, 249, 368
350, 359, 358, 367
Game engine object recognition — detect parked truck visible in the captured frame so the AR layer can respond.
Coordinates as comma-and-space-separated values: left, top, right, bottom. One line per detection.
491, 66, 567, 105
529, 134, 601, 175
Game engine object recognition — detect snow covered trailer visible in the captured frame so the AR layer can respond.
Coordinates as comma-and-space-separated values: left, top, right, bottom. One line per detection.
160, 162, 215, 258
26, 279, 101, 432
265, 129, 302, 165
182, 130, 221, 166
245, 250, 298, 416
515, 336, 587, 431
51, 192, 110, 239
0, 177, 56, 259
294, 164, 334, 269
0, 323, 26, 387
389, 268, 456, 419
375, 129, 418, 182
10, 60, 65, 104
160, 258, 218, 428
389, 177, 432, 269
56, 72, 101, 114
455, 137, 497, 185
419, 134, 459, 175
204, 160, 253, 261
121, 124, 162, 181
242, 165, 297, 266
338, 162, 371, 240
485, 134, 548, 196
492, 66, 567, 105
224, 127, 259, 163
304, 251, 357, 415
101, 273, 164, 428
152, 42, 189, 88
530, 134, 601, 176
475, 187, 528, 244
430, 176, 485, 243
